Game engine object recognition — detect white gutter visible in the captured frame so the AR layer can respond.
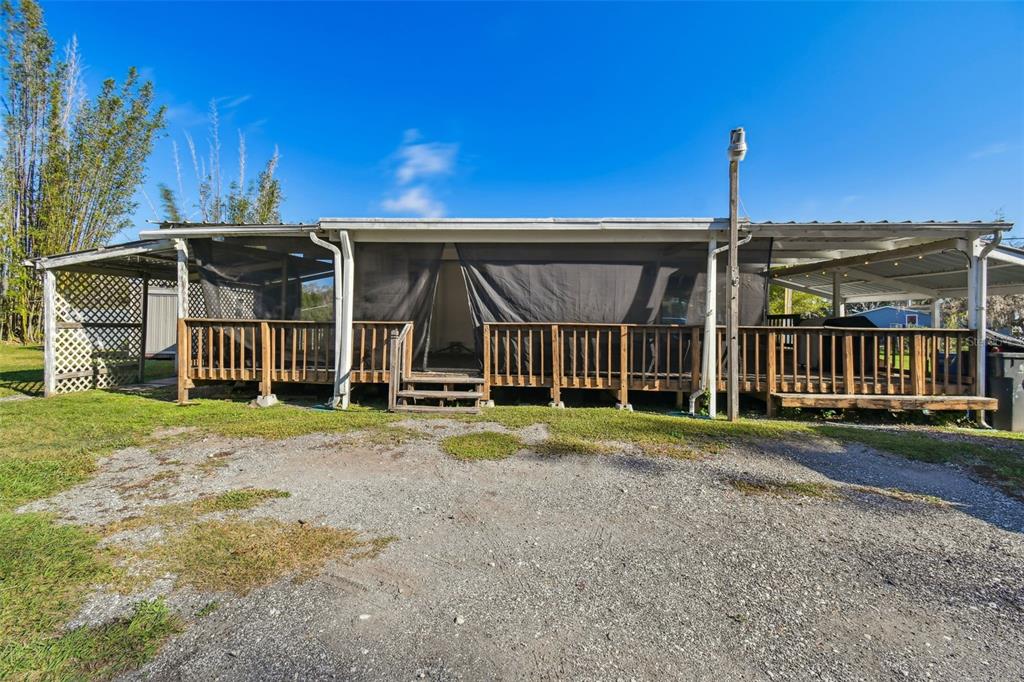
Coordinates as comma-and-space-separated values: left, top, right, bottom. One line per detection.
308, 232, 347, 409
139, 226, 317, 239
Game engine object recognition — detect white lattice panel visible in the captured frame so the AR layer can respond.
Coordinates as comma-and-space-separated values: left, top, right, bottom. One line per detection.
52, 272, 144, 394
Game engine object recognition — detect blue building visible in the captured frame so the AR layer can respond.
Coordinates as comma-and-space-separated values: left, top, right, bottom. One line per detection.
851, 305, 931, 328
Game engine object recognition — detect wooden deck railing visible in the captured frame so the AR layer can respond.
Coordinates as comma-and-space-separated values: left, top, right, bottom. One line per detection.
483, 322, 701, 404
729, 326, 976, 396
177, 318, 412, 403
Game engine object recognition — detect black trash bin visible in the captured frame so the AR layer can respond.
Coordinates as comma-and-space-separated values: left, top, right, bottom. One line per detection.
986, 352, 1024, 432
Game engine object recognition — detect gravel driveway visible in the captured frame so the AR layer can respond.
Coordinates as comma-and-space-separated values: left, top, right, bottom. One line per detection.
27, 418, 1024, 680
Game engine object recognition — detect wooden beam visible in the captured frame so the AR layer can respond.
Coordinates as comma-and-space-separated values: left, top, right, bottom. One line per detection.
842, 267, 940, 298
773, 393, 997, 411
770, 238, 963, 279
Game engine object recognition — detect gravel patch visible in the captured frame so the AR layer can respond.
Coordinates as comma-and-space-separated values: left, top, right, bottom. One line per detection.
23, 420, 1024, 680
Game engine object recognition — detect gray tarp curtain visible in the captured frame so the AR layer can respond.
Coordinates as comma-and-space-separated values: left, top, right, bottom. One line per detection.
352, 243, 444, 365
457, 241, 772, 375
457, 241, 771, 327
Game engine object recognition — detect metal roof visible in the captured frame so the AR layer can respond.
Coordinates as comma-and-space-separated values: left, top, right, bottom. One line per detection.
771, 242, 1024, 303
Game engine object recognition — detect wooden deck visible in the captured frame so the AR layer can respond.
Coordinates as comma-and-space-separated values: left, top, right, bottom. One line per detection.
176, 318, 992, 412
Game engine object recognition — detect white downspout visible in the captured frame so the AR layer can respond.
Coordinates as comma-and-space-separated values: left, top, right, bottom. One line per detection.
309, 231, 353, 409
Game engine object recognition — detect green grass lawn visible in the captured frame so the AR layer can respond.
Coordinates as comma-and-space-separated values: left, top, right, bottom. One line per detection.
2, 340, 1023, 678
0, 344, 175, 398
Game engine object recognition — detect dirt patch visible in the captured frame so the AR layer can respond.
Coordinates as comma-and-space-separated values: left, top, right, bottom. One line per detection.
18, 420, 1024, 681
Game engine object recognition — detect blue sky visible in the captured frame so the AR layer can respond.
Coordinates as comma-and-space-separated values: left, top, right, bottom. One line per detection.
44, 1, 1024, 241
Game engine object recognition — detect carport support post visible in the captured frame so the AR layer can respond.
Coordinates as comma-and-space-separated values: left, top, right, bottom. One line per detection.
726, 158, 740, 422
832, 272, 845, 317
174, 239, 189, 404
704, 239, 718, 419
42, 268, 56, 397
931, 299, 943, 329
968, 239, 989, 403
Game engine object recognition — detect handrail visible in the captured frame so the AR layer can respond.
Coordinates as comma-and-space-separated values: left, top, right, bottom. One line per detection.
387, 322, 414, 411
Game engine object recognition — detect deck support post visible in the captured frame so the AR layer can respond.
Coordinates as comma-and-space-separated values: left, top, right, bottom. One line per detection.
549, 324, 563, 407
42, 268, 56, 397
617, 324, 630, 410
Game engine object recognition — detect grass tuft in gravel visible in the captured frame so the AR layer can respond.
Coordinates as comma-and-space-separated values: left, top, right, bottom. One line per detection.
727, 476, 950, 507
534, 436, 612, 457
146, 519, 388, 594
107, 488, 290, 533
0, 598, 181, 680
727, 477, 839, 500
441, 432, 521, 460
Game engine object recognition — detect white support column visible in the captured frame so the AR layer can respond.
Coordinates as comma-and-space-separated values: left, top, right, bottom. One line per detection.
42, 268, 57, 397
174, 239, 189, 319
974, 242, 988, 400
832, 271, 845, 317
309, 231, 351, 409
931, 298, 942, 329
339, 231, 355, 410
704, 239, 718, 419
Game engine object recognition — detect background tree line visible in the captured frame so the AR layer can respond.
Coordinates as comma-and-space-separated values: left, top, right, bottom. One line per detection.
0, 0, 283, 342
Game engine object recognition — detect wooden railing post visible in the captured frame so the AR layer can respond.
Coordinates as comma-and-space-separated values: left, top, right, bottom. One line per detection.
482, 323, 492, 402
843, 335, 856, 394
550, 324, 561, 406
177, 318, 190, 404
388, 330, 399, 411
618, 324, 629, 407
766, 331, 777, 395
260, 321, 273, 398
911, 333, 926, 396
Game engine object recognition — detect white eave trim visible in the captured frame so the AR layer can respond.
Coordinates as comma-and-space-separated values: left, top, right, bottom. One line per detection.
28, 239, 176, 271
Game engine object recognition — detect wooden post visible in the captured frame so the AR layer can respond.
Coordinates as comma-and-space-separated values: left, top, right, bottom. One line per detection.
618, 324, 629, 408
550, 324, 561, 406
783, 288, 793, 315
843, 335, 856, 394
727, 155, 740, 421
42, 269, 57, 397
832, 271, 845, 317
138, 275, 149, 383
911, 333, 926, 396
177, 318, 190, 404
766, 331, 777, 416
260, 321, 273, 398
482, 323, 491, 402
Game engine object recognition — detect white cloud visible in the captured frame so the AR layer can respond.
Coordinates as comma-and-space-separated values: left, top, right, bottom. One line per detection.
381, 186, 445, 218
394, 129, 458, 185
380, 129, 459, 217
970, 142, 1011, 160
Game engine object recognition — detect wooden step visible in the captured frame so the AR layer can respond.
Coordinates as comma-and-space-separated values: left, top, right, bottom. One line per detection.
397, 389, 483, 400
392, 404, 481, 414
407, 372, 484, 385
771, 393, 998, 411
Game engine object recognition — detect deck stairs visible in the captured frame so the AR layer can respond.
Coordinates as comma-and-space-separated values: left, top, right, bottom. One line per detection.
392, 371, 485, 414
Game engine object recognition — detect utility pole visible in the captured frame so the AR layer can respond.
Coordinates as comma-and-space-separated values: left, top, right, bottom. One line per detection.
726, 128, 747, 422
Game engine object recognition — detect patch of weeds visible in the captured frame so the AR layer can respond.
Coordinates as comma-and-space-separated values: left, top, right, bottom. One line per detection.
534, 436, 612, 457
441, 432, 521, 461
145, 519, 384, 594
847, 485, 949, 507
115, 469, 180, 494
818, 425, 1024, 498
726, 476, 950, 507
196, 600, 219, 618
726, 477, 840, 500
196, 450, 234, 474
107, 488, 290, 533
0, 598, 182, 680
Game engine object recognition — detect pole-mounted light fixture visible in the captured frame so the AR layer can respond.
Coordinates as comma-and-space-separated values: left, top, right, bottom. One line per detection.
728, 127, 747, 162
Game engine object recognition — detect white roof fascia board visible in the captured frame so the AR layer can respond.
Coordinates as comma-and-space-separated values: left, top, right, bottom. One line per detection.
30, 239, 175, 271
138, 225, 317, 239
